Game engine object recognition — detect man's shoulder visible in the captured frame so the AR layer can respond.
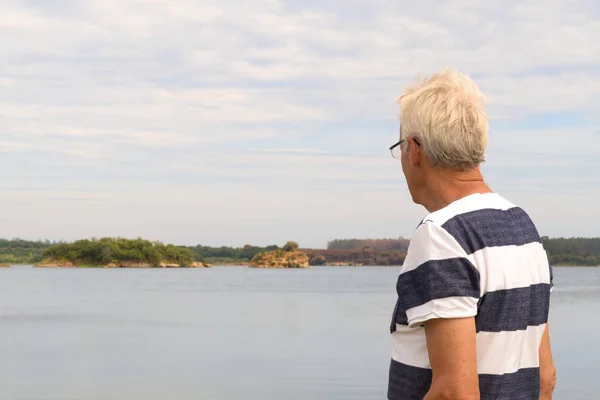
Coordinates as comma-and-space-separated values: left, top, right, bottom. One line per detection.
421, 192, 517, 226
411, 192, 540, 256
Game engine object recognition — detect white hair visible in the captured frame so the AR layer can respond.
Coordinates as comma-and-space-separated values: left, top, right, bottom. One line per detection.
397, 68, 489, 171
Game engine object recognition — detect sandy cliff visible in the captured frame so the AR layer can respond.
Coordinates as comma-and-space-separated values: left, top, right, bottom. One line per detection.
36, 259, 210, 268
35, 260, 76, 268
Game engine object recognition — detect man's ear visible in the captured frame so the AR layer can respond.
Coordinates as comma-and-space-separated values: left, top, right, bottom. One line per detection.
408, 138, 421, 168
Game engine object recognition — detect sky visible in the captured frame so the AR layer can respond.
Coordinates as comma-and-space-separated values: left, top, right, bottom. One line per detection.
1, 0, 599, 248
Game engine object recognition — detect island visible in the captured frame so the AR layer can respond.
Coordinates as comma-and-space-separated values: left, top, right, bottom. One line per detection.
249, 241, 309, 268
35, 238, 210, 268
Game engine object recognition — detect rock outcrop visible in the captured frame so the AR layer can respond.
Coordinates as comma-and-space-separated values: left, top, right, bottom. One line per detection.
159, 262, 180, 268
104, 262, 176, 268
324, 261, 364, 266
37, 259, 211, 268
249, 244, 309, 269
35, 260, 76, 268
190, 261, 211, 268
103, 261, 211, 268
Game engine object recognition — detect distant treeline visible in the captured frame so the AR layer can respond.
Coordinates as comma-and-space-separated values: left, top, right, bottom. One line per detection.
541, 237, 600, 266
329, 236, 600, 266
327, 238, 410, 252
188, 244, 280, 264
0, 239, 51, 264
323, 238, 410, 265
1, 237, 600, 266
306, 248, 406, 266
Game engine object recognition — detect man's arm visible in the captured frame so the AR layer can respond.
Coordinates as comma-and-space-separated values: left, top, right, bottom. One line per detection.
539, 323, 556, 399
423, 317, 480, 400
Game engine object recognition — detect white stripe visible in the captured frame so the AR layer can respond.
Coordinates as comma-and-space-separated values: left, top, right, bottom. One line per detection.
476, 324, 545, 375
391, 324, 546, 374
400, 222, 468, 275
424, 193, 515, 226
391, 325, 430, 369
468, 242, 551, 294
406, 296, 479, 328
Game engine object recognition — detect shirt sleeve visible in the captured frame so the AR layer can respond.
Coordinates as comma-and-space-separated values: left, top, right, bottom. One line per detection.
397, 221, 481, 328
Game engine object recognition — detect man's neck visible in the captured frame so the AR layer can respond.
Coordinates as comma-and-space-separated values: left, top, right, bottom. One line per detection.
419, 167, 493, 213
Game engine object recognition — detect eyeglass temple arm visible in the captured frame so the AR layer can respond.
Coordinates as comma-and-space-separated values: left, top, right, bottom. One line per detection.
389, 141, 402, 150
389, 138, 420, 150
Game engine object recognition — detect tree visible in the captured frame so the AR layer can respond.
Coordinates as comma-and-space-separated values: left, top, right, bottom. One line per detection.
283, 241, 299, 252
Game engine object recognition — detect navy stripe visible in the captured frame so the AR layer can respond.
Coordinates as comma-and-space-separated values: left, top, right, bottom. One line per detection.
476, 283, 551, 333
396, 258, 480, 310
442, 207, 541, 255
479, 368, 540, 399
388, 360, 540, 400
388, 359, 431, 400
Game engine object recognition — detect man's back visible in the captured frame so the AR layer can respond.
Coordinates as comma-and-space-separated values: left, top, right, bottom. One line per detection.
388, 192, 553, 400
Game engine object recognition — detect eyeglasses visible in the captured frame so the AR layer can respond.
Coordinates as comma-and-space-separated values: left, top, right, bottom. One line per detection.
389, 137, 420, 159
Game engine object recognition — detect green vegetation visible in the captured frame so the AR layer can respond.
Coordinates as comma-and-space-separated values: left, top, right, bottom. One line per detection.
0, 239, 53, 264
282, 241, 299, 252
188, 244, 280, 265
41, 238, 195, 267
0, 239, 283, 266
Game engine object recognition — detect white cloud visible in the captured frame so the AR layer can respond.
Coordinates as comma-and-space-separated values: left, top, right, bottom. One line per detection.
0, 77, 15, 87
1, 0, 599, 245
250, 148, 337, 155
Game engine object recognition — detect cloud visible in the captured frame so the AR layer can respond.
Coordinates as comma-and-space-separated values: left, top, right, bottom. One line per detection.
1, 0, 599, 246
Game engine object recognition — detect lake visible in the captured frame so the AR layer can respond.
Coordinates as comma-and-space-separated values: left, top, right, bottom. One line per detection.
0, 265, 596, 399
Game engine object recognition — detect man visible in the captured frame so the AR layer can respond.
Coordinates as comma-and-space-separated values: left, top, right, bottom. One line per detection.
387, 68, 556, 400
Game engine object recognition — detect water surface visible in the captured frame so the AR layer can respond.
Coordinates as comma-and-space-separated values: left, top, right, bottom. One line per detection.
0, 266, 595, 399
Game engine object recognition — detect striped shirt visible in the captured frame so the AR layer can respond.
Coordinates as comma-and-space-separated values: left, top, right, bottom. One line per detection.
388, 192, 553, 400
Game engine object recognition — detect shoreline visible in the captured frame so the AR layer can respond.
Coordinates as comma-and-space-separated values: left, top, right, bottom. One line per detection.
4, 237, 600, 269
4, 263, 596, 268
33, 261, 212, 269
